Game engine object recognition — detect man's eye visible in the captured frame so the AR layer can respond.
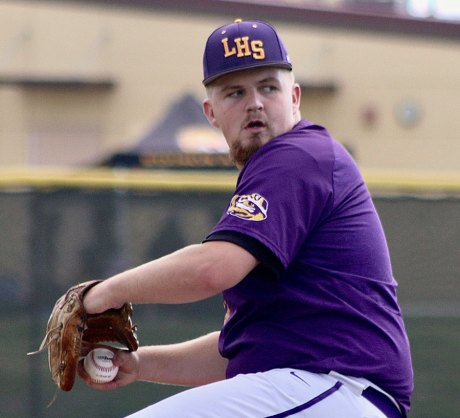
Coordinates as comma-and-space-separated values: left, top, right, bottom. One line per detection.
262, 85, 277, 93
228, 90, 243, 98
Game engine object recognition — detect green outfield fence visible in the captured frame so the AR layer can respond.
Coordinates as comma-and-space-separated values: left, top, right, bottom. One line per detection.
1, 168, 459, 418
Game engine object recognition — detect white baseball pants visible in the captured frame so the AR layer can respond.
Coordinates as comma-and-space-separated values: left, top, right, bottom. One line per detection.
125, 369, 399, 418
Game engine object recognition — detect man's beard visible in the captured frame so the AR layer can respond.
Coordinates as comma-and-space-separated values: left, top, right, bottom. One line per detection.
229, 135, 264, 169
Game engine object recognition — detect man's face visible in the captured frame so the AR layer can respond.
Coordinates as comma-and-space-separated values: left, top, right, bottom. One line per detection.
203, 67, 301, 168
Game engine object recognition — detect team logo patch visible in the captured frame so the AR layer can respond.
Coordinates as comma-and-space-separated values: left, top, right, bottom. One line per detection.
227, 193, 268, 221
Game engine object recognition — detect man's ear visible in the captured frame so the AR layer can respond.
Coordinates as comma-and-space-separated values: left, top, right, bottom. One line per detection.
292, 83, 301, 114
203, 99, 220, 129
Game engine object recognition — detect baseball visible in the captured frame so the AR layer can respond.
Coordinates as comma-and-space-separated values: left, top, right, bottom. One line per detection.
84, 348, 119, 384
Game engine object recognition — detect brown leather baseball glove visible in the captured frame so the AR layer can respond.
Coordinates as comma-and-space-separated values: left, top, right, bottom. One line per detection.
28, 280, 138, 392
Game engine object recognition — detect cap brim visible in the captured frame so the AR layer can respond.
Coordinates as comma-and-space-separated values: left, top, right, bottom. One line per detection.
203, 62, 292, 86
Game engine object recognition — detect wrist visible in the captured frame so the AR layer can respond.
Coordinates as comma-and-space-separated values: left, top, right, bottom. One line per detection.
135, 347, 154, 382
84, 280, 120, 313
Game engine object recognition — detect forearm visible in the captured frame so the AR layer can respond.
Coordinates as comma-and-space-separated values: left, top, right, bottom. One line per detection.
99, 245, 217, 307
84, 241, 258, 313
137, 331, 227, 387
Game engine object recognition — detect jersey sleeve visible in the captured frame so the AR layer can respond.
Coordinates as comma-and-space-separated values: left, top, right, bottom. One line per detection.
204, 230, 284, 276
206, 135, 334, 269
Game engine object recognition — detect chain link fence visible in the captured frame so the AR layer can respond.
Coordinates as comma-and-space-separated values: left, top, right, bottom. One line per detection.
1, 183, 459, 417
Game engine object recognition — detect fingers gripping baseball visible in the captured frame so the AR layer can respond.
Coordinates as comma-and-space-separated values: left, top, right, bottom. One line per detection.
79, 349, 140, 390
84, 348, 119, 383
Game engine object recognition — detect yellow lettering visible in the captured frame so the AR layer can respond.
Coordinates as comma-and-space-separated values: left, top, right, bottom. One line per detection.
235, 36, 251, 57
222, 38, 236, 57
222, 37, 265, 60
251, 40, 265, 60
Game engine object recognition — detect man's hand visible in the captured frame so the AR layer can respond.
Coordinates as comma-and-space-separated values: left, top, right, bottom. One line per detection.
79, 349, 140, 390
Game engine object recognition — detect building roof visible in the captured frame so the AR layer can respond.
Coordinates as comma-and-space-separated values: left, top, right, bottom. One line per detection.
28, 0, 460, 40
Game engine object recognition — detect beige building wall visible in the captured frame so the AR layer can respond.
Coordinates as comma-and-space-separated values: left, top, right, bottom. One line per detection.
0, 1, 459, 172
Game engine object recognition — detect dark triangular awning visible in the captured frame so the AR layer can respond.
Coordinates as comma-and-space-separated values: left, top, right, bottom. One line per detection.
104, 93, 233, 169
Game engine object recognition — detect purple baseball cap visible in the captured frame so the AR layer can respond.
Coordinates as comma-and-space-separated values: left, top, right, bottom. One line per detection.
202, 19, 292, 86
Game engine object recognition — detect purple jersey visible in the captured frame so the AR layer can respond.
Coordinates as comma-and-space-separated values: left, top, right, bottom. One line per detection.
205, 120, 413, 415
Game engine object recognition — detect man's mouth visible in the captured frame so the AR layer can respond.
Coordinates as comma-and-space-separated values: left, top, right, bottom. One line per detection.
245, 120, 266, 130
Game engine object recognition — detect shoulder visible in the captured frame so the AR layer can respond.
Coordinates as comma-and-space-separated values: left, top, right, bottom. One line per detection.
275, 121, 333, 159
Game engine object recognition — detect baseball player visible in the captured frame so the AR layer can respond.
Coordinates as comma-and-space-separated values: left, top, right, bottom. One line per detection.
80, 19, 413, 417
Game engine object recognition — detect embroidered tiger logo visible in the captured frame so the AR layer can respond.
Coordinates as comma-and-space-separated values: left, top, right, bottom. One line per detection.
227, 193, 268, 221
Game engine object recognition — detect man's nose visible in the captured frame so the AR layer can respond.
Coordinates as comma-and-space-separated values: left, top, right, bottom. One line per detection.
245, 90, 264, 112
